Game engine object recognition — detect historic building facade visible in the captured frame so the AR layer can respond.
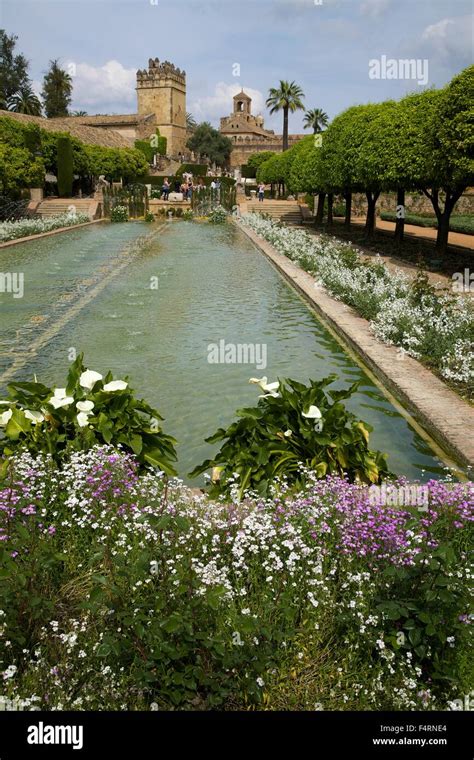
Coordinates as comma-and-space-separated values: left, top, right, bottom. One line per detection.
220, 90, 305, 168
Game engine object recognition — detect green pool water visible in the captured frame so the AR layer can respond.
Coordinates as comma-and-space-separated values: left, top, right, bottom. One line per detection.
0, 220, 448, 482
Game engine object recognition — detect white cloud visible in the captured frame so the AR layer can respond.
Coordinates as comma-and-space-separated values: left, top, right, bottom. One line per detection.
68, 60, 136, 113
420, 16, 472, 63
190, 81, 266, 126
360, 0, 391, 18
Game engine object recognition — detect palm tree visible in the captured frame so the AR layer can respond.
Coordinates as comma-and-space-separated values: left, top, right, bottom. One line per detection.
186, 112, 197, 131
72, 110, 88, 116
266, 80, 305, 150
7, 84, 42, 116
303, 108, 329, 134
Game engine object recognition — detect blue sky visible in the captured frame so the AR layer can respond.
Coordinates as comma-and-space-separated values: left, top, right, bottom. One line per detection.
2, 0, 473, 132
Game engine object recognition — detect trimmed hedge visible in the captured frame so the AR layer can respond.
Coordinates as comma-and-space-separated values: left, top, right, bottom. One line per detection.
380, 211, 474, 236
57, 136, 73, 197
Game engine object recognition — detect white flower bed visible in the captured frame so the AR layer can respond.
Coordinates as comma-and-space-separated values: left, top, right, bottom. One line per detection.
0, 212, 90, 243
241, 214, 474, 389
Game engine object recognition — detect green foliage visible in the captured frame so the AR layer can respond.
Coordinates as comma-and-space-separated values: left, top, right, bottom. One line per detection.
208, 205, 227, 223
41, 59, 72, 118
0, 144, 44, 195
380, 211, 474, 235
144, 210, 155, 222
0, 354, 178, 475
247, 151, 276, 172
56, 135, 73, 197
0, 30, 30, 107
186, 122, 233, 167
110, 205, 128, 222
190, 375, 390, 498
375, 540, 472, 684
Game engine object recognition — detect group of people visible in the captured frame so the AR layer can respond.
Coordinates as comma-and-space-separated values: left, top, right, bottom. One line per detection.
160, 175, 221, 201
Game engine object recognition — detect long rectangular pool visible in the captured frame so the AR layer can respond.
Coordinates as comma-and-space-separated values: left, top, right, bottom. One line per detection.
0, 220, 448, 482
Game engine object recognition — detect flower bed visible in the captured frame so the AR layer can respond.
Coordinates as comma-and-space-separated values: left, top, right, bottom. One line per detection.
0, 212, 91, 243
241, 215, 474, 395
1, 446, 472, 711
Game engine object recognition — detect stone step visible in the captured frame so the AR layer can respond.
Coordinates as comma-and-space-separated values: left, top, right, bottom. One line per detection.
35, 199, 100, 220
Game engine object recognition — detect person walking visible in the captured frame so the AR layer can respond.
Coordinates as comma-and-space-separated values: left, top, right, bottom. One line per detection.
258, 182, 265, 202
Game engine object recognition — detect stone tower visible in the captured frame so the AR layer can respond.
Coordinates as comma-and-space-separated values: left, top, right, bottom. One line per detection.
136, 58, 187, 157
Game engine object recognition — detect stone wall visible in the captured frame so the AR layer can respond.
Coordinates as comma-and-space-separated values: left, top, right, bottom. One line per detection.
347, 190, 474, 217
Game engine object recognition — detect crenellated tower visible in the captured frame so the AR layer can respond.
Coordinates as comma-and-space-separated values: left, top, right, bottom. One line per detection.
136, 58, 187, 157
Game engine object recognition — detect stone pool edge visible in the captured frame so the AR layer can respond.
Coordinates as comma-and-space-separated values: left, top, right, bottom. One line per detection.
0, 218, 107, 249
235, 218, 474, 470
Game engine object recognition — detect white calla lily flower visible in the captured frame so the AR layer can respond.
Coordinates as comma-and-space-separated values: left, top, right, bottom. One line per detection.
53, 388, 68, 399
284, 429, 292, 437
249, 376, 280, 397
103, 380, 128, 392
24, 410, 44, 424
76, 400, 94, 413
79, 370, 103, 391
0, 409, 13, 426
48, 395, 74, 409
76, 412, 91, 428
302, 405, 322, 420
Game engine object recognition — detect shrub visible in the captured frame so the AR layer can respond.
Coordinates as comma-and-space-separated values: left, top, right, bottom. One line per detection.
0, 354, 177, 475
144, 211, 155, 223
57, 136, 74, 197
1, 448, 471, 711
182, 209, 194, 221
190, 375, 390, 498
110, 205, 129, 222
0, 212, 89, 242
208, 205, 227, 224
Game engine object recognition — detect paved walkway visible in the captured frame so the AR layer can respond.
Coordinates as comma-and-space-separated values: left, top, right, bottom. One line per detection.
348, 216, 474, 251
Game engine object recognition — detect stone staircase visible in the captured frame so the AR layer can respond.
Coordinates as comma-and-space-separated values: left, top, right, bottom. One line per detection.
32, 198, 100, 220
243, 200, 305, 225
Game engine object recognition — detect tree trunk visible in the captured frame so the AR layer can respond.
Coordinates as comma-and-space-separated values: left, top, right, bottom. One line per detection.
344, 191, 352, 229
283, 107, 289, 151
394, 187, 405, 243
421, 186, 464, 257
315, 192, 326, 225
436, 211, 451, 254
364, 191, 379, 238
327, 193, 334, 226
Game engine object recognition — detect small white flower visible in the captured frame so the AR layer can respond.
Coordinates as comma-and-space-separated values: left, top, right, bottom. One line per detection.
150, 561, 159, 576
103, 380, 128, 392
283, 429, 292, 437
79, 370, 103, 391
256, 677, 265, 687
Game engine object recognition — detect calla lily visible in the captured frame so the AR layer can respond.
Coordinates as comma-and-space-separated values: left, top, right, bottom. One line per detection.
249, 376, 280, 397
302, 405, 322, 420
76, 412, 91, 428
0, 409, 13, 426
76, 400, 94, 413
24, 410, 44, 424
103, 380, 128, 392
284, 429, 292, 437
79, 370, 103, 391
48, 394, 74, 409
53, 388, 68, 399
